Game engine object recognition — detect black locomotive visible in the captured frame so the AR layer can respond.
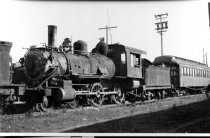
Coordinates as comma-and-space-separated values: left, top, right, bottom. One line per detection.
1, 25, 210, 113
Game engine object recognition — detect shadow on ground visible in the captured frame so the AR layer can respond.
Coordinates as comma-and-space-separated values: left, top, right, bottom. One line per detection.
62, 99, 210, 133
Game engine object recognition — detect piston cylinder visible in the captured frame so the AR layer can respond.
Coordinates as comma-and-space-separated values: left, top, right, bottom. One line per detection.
52, 87, 76, 101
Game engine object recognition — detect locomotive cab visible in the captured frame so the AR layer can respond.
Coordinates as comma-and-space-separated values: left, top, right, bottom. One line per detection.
107, 44, 146, 79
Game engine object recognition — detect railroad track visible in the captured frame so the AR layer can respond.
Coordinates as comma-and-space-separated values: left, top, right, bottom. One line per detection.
1, 93, 209, 133
1, 93, 208, 118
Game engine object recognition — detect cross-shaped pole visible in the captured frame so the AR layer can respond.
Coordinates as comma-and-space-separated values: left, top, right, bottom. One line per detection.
155, 13, 168, 56
98, 25, 117, 44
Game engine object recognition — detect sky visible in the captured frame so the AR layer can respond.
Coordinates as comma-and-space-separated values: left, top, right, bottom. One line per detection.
0, 0, 210, 64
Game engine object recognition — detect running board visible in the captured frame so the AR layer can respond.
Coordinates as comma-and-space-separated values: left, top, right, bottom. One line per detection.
76, 91, 118, 96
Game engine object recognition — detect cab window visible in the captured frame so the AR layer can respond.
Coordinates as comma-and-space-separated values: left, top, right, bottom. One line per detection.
130, 53, 140, 67
121, 53, 126, 64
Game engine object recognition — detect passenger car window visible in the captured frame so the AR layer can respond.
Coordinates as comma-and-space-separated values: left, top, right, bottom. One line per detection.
181, 67, 184, 75
194, 68, 196, 77
186, 68, 189, 76
183, 67, 186, 76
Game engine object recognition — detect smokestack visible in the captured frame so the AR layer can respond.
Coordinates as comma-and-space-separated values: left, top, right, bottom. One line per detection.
48, 25, 57, 47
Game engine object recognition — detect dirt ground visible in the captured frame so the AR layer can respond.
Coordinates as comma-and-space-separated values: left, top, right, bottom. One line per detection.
66, 98, 210, 133
0, 93, 210, 134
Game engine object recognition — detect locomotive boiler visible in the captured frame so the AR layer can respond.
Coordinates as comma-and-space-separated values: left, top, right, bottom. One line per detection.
24, 41, 116, 83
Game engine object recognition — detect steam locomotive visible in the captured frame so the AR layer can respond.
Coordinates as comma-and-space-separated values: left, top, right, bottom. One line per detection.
1, 25, 210, 113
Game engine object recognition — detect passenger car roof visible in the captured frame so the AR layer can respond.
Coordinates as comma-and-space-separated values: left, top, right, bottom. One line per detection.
153, 55, 208, 67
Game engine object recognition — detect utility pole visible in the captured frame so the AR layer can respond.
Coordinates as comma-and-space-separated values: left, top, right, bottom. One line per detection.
98, 25, 117, 44
155, 13, 168, 56
203, 48, 205, 64
206, 53, 208, 65
203, 48, 208, 65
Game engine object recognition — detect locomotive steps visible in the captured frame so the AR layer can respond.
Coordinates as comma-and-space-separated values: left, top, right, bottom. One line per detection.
1, 93, 209, 132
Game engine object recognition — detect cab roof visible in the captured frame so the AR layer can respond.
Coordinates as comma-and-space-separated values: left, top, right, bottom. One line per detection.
108, 43, 147, 55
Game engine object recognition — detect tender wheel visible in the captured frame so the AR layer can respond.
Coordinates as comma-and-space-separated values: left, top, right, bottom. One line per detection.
127, 92, 137, 104
111, 86, 125, 105
89, 83, 105, 107
39, 96, 54, 112
206, 86, 210, 99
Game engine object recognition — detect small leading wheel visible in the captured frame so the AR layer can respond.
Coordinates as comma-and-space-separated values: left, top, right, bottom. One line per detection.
39, 96, 54, 112
6, 104, 18, 115
111, 86, 125, 105
35, 103, 41, 112
66, 100, 78, 109
0, 97, 5, 115
89, 83, 105, 107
